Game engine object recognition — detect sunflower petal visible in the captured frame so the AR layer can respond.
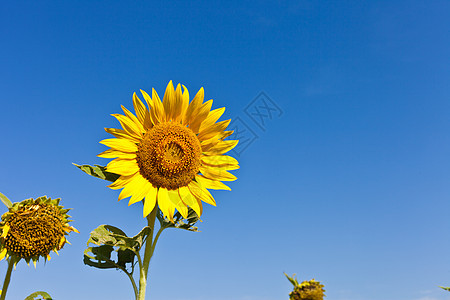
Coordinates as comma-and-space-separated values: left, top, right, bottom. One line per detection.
189, 100, 213, 134
128, 178, 153, 206
109, 174, 137, 190
106, 159, 139, 176
200, 166, 237, 181
163, 80, 175, 121
178, 186, 202, 217
135, 92, 153, 130
199, 107, 225, 132
1, 224, 9, 238
98, 149, 136, 159
104, 127, 140, 143
143, 91, 158, 126
180, 85, 190, 123
168, 189, 188, 218
140, 89, 153, 108
195, 175, 231, 191
157, 188, 175, 222
172, 83, 184, 122
133, 92, 147, 125
59, 236, 66, 249
189, 181, 216, 206
121, 105, 144, 133
100, 138, 138, 153
111, 114, 142, 139
143, 187, 158, 217
0, 248, 7, 261
200, 131, 234, 152
152, 88, 166, 123
198, 119, 231, 141
204, 140, 238, 155
118, 174, 148, 203
118, 174, 146, 201
184, 87, 204, 126
201, 155, 239, 168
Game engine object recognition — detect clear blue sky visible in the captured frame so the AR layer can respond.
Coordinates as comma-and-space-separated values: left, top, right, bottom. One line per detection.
1, 1, 450, 299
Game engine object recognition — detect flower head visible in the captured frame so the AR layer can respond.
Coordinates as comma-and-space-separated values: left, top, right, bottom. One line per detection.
289, 278, 326, 300
0, 196, 78, 266
99, 81, 239, 221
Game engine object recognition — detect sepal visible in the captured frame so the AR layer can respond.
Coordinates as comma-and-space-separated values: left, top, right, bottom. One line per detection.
0, 192, 12, 209
73, 163, 120, 182
157, 207, 200, 232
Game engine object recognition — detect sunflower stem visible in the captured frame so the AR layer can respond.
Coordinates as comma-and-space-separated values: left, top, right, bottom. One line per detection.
137, 206, 158, 300
0, 258, 15, 300
149, 227, 164, 259
126, 267, 138, 300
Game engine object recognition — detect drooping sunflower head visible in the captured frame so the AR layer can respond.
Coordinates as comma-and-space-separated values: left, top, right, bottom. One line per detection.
289, 279, 326, 300
99, 81, 239, 221
0, 196, 78, 266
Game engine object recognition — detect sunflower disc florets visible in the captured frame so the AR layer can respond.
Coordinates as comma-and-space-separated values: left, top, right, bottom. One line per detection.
0, 196, 78, 266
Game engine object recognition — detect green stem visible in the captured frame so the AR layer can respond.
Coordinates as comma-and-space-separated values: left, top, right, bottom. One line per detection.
137, 206, 158, 300
0, 258, 15, 300
135, 251, 143, 277
149, 227, 164, 259
125, 267, 138, 300
131, 250, 143, 300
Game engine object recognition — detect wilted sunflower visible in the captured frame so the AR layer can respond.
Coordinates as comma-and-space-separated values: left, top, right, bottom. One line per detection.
289, 279, 325, 300
285, 274, 326, 300
0, 196, 78, 267
99, 81, 239, 221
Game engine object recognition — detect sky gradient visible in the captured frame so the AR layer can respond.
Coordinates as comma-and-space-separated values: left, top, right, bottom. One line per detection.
1, 1, 450, 299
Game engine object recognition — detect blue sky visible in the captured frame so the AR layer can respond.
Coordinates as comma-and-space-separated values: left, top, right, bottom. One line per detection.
1, 1, 450, 299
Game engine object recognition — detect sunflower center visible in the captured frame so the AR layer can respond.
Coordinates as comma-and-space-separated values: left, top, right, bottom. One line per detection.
4, 204, 65, 259
164, 142, 183, 162
136, 122, 202, 190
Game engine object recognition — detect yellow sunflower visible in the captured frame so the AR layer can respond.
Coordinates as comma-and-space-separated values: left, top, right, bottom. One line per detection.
99, 81, 239, 221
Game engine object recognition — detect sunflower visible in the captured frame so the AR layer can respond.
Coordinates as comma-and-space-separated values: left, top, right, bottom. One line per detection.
99, 81, 239, 221
289, 279, 325, 300
0, 196, 78, 267
285, 274, 326, 300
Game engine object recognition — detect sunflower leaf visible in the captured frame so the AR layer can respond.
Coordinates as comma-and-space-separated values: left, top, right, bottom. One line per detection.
157, 207, 200, 232
0, 192, 12, 209
84, 224, 151, 272
73, 163, 120, 182
87, 224, 150, 250
24, 291, 53, 300
84, 245, 116, 269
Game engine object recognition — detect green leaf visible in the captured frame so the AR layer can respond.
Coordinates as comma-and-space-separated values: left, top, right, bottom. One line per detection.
440, 286, 450, 292
0, 192, 12, 209
84, 224, 151, 272
84, 245, 116, 269
117, 248, 136, 269
86, 225, 150, 250
157, 207, 200, 232
24, 291, 53, 300
284, 273, 299, 287
73, 163, 120, 182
